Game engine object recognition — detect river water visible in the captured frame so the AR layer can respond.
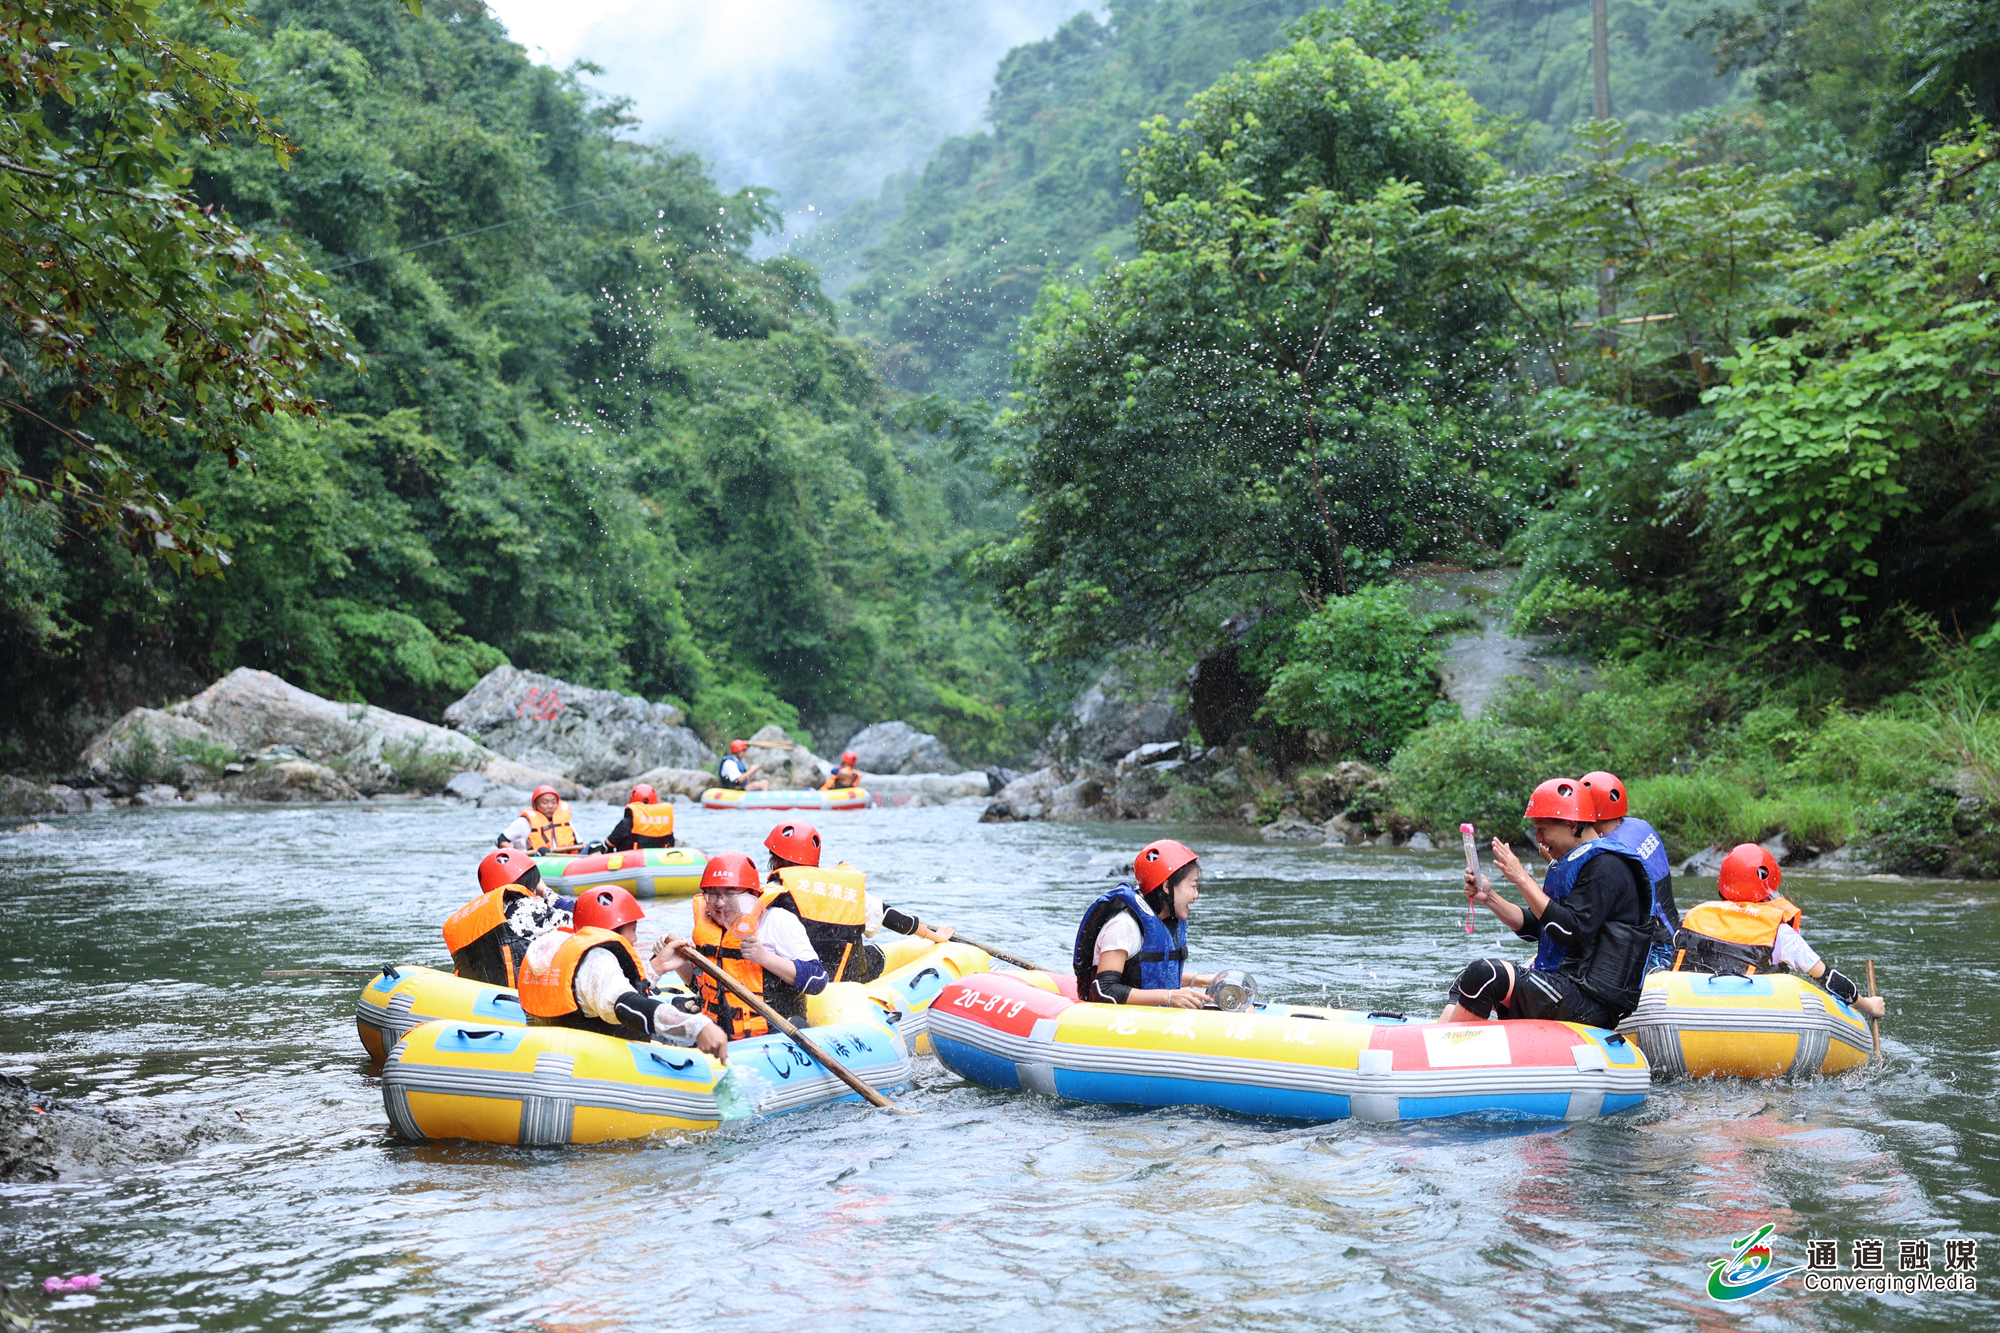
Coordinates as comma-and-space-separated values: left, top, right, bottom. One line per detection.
2, 800, 1993, 1331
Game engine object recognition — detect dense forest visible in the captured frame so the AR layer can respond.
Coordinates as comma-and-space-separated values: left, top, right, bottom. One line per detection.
3, 0, 1998, 872
0, 0, 1037, 769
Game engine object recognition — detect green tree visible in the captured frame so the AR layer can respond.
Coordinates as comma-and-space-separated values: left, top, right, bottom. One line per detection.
986, 10, 1509, 661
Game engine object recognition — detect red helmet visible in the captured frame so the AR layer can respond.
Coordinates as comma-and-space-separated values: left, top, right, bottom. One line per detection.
841, 750, 858, 767
530, 784, 562, 804
478, 848, 537, 893
1523, 778, 1591, 823
700, 852, 762, 891
764, 820, 822, 867
628, 783, 659, 804
573, 885, 645, 932
1134, 838, 1198, 894
1580, 771, 1627, 822
1719, 844, 1781, 902
729, 739, 748, 754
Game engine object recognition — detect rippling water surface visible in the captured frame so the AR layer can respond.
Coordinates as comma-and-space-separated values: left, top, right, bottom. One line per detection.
2, 800, 1994, 1330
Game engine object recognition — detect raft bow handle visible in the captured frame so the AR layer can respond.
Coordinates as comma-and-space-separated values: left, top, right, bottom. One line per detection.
379, 963, 401, 981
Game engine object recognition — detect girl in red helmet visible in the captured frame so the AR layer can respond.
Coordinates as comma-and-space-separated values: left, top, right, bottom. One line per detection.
654, 852, 831, 1038
604, 782, 677, 851
1072, 839, 1219, 1008
497, 784, 578, 853
715, 740, 770, 792
517, 885, 728, 1058
1441, 778, 1652, 1028
443, 849, 571, 988
1673, 845, 1886, 1018
819, 750, 862, 791
759, 820, 954, 983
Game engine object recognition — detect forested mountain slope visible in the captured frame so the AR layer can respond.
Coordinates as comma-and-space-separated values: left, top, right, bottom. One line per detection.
0, 0, 1030, 768
824, 0, 1744, 402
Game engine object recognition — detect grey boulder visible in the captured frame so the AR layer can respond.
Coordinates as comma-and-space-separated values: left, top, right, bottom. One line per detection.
843, 720, 953, 775
1048, 668, 1188, 765
443, 665, 711, 786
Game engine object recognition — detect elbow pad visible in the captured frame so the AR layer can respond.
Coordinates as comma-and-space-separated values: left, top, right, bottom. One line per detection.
1092, 972, 1134, 1004
880, 906, 920, 935
792, 958, 830, 996
613, 992, 666, 1036
1821, 967, 1860, 1005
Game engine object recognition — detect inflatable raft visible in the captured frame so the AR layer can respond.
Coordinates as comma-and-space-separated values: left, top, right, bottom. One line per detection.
355, 934, 990, 1061
532, 847, 705, 900
1616, 970, 1872, 1079
930, 972, 1648, 1122
702, 786, 870, 812
382, 1002, 911, 1145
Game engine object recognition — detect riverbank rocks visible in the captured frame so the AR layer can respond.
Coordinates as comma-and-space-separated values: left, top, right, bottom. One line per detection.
588, 766, 715, 803
442, 666, 711, 786
0, 776, 93, 816
843, 720, 953, 774
77, 668, 575, 801
1047, 667, 1189, 765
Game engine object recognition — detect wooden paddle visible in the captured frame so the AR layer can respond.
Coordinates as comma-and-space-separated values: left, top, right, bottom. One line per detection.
1865, 958, 1882, 1062
677, 948, 913, 1114
939, 933, 1043, 972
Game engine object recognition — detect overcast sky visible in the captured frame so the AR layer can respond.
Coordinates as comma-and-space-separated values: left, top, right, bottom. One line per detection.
483, 0, 1087, 231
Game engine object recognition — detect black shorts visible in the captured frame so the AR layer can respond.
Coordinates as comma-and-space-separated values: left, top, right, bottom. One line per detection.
1450, 958, 1621, 1028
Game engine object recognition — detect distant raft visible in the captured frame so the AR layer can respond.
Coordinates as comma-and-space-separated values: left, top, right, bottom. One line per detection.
702, 786, 871, 812
382, 1006, 911, 1145
1616, 970, 1872, 1079
930, 972, 1649, 1123
531, 847, 706, 900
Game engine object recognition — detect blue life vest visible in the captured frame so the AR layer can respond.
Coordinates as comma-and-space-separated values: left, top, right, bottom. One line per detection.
1533, 839, 1647, 972
1073, 883, 1187, 996
1601, 816, 1680, 966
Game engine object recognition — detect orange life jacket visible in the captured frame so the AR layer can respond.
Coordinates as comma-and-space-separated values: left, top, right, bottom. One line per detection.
516, 927, 647, 1037
523, 801, 578, 852
691, 888, 796, 1039
771, 863, 871, 982
442, 885, 537, 988
820, 765, 860, 791
626, 801, 675, 842
1675, 896, 1804, 975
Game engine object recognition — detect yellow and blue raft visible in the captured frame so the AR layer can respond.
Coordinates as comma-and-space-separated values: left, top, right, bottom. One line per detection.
1616, 970, 1873, 1078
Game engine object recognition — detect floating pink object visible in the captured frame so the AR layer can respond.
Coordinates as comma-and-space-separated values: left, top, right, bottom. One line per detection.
42, 1274, 102, 1295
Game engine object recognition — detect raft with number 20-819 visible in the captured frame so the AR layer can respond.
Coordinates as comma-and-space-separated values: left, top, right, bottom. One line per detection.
929, 971, 1649, 1123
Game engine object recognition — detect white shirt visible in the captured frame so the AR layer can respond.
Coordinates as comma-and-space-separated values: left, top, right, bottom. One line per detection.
1772, 923, 1822, 974
500, 814, 532, 848
519, 931, 711, 1044
718, 755, 750, 784
737, 904, 817, 967
1092, 906, 1150, 969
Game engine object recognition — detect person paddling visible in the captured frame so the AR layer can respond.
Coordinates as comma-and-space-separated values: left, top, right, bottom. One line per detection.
1580, 770, 1681, 969
1073, 839, 1217, 1008
516, 885, 727, 1057
1673, 844, 1887, 1019
497, 784, 579, 853
760, 820, 954, 984
716, 740, 770, 792
605, 782, 677, 850
1441, 778, 1651, 1028
654, 853, 829, 1039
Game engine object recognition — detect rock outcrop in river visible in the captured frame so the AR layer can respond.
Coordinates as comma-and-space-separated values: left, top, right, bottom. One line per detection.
1, 1074, 250, 1182
841, 720, 954, 774
442, 666, 711, 786
74, 668, 576, 803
